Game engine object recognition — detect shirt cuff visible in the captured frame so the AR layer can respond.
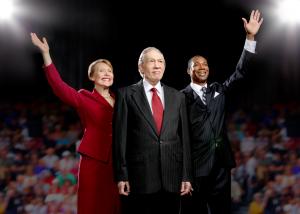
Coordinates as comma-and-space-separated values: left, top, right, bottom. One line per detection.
244, 39, 256, 53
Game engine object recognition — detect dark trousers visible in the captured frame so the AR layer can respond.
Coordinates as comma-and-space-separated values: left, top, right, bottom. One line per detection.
121, 190, 181, 214
181, 164, 231, 214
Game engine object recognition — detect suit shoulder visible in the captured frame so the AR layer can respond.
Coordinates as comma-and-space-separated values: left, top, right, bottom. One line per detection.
78, 89, 90, 94
209, 82, 223, 90
77, 89, 94, 98
78, 89, 102, 101
116, 86, 127, 93
116, 83, 137, 96
164, 85, 185, 99
180, 86, 190, 94
163, 84, 178, 93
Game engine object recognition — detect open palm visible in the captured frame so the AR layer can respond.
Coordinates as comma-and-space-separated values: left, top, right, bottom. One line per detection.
30, 32, 49, 53
242, 10, 263, 36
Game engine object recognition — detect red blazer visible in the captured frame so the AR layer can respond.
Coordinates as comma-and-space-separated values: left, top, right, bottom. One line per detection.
44, 63, 114, 162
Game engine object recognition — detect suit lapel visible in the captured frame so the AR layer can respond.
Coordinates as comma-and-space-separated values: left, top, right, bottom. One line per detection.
185, 85, 197, 100
205, 86, 213, 106
132, 81, 158, 135
185, 85, 206, 107
92, 89, 113, 111
160, 85, 171, 134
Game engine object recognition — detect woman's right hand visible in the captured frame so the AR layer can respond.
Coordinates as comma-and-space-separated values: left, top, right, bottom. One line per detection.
30, 32, 52, 66
30, 32, 49, 54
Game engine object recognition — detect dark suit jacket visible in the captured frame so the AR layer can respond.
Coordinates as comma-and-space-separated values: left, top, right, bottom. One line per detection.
113, 80, 192, 194
182, 49, 254, 177
44, 63, 114, 163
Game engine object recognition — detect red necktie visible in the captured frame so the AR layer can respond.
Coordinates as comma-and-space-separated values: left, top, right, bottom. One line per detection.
151, 88, 163, 135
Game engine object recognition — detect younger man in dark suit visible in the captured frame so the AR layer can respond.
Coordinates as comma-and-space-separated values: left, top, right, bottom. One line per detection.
181, 10, 263, 214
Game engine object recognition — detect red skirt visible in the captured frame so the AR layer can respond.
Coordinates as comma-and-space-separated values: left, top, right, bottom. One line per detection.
78, 154, 120, 214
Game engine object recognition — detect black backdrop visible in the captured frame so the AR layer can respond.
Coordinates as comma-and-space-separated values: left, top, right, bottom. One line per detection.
0, 0, 300, 106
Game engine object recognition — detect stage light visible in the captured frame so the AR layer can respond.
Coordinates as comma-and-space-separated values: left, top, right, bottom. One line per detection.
0, 0, 15, 21
277, 0, 300, 24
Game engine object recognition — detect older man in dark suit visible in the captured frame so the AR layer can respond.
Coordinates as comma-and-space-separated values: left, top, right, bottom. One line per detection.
181, 10, 263, 214
113, 47, 192, 214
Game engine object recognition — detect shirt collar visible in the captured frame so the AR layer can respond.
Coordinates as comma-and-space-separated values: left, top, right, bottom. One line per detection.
190, 82, 207, 93
143, 79, 163, 94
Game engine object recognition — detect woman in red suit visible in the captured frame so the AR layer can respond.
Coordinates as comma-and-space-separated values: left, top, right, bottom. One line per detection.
30, 33, 120, 214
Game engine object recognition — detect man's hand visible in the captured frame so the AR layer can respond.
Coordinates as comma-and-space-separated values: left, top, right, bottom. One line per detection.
180, 181, 193, 196
242, 10, 264, 40
118, 181, 130, 196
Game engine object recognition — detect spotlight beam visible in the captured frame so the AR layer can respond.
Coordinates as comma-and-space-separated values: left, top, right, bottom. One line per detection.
0, 0, 15, 21
277, 0, 300, 24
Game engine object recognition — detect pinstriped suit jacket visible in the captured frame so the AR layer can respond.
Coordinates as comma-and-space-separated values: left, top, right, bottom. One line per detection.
182, 49, 255, 177
113, 80, 192, 194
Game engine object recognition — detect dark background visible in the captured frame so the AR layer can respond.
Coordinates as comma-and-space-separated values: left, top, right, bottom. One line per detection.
0, 0, 300, 106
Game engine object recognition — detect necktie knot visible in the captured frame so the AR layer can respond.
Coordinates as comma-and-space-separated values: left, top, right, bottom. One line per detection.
151, 87, 163, 135
151, 87, 158, 93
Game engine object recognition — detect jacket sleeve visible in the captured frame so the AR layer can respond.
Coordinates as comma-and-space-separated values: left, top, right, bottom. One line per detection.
179, 94, 192, 181
223, 49, 255, 92
113, 88, 129, 181
44, 63, 80, 108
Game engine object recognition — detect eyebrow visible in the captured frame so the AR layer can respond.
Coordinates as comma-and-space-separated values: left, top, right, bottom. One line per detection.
146, 58, 165, 61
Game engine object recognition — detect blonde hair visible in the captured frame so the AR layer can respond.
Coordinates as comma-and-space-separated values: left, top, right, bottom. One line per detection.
87, 59, 113, 79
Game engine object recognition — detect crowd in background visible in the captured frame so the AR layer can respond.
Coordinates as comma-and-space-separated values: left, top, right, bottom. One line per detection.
0, 100, 80, 214
229, 102, 300, 214
0, 100, 299, 214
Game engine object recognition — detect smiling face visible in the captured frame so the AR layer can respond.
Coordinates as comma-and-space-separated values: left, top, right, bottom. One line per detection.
89, 60, 114, 88
188, 56, 209, 85
138, 48, 165, 86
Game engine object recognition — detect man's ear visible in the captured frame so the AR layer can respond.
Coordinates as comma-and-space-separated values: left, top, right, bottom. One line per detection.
187, 68, 191, 75
138, 64, 144, 75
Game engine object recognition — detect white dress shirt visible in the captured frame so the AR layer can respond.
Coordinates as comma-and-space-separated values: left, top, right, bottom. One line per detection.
244, 39, 256, 53
143, 79, 165, 113
190, 82, 208, 104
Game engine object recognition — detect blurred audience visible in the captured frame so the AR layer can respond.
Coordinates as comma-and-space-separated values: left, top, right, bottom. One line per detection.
0, 100, 80, 213
0, 100, 300, 213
